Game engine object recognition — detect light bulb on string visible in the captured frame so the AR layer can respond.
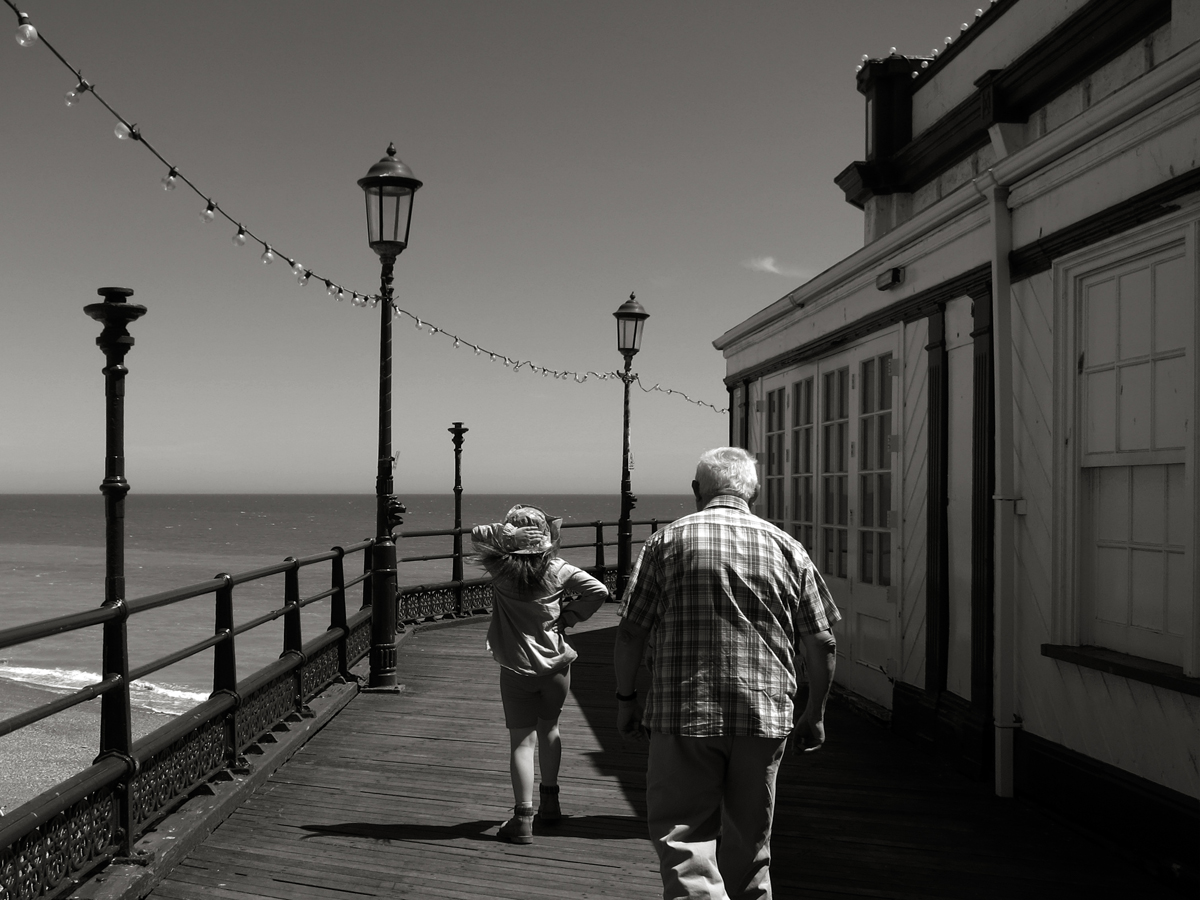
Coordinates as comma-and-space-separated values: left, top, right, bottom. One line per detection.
325, 281, 336, 297
415, 319, 423, 330
114, 121, 133, 140
233, 226, 247, 246
65, 81, 87, 107
337, 289, 345, 302
161, 168, 178, 191
351, 293, 366, 308
474, 347, 481, 356
453, 338, 461, 349
260, 246, 275, 265
428, 326, 436, 336
291, 260, 305, 280
14, 13, 36, 47
297, 269, 311, 286
200, 201, 216, 223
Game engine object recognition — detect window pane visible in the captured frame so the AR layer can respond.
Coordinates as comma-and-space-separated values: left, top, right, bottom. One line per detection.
837, 422, 847, 470
879, 413, 892, 468
1118, 363, 1151, 451
879, 532, 891, 587
861, 359, 875, 414
1094, 547, 1129, 624
1095, 467, 1129, 542
823, 528, 835, 573
1154, 356, 1188, 449
1166, 464, 1186, 545
1153, 255, 1191, 354
1118, 268, 1152, 360
1166, 551, 1190, 636
1087, 369, 1116, 453
860, 532, 873, 584
838, 369, 848, 418
1086, 278, 1117, 367
838, 529, 848, 578
1130, 465, 1165, 545
801, 430, 811, 473
880, 472, 892, 525
861, 474, 875, 528
879, 354, 893, 410
860, 418, 873, 472
1129, 550, 1165, 631
838, 475, 848, 526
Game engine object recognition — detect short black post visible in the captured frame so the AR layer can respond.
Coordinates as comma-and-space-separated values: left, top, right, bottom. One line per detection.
330, 548, 350, 678
449, 422, 468, 612
212, 575, 241, 769
84, 286, 146, 857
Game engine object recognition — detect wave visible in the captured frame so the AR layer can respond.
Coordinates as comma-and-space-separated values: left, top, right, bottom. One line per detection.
0, 664, 208, 717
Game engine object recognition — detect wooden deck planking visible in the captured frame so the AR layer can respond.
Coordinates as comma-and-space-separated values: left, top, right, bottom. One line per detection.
144, 606, 1179, 900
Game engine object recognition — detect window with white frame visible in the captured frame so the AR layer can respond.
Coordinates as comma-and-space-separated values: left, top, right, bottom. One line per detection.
1075, 236, 1194, 668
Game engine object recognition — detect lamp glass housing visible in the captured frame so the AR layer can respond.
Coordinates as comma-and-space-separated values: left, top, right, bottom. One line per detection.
358, 144, 423, 258
613, 296, 649, 355
363, 185, 415, 256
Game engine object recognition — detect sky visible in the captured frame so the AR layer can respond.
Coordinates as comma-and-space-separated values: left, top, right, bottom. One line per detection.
1, 0, 979, 494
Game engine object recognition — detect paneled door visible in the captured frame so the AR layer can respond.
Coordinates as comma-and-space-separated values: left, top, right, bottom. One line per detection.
763, 332, 899, 709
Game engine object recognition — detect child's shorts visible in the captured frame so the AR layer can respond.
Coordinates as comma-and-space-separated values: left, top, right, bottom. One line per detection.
500, 665, 571, 728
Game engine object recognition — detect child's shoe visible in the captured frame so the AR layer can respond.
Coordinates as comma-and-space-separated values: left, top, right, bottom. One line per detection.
538, 784, 562, 824
497, 804, 534, 844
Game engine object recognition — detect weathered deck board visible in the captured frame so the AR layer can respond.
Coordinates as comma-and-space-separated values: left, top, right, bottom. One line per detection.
144, 607, 1178, 899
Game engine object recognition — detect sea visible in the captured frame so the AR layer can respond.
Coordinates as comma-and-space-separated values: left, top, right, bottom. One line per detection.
0, 493, 692, 808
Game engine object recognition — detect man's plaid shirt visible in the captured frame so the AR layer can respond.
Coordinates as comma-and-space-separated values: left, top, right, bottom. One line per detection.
618, 494, 840, 738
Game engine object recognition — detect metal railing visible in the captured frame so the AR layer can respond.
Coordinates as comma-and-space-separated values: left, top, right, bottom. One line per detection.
0, 514, 665, 900
0, 540, 372, 900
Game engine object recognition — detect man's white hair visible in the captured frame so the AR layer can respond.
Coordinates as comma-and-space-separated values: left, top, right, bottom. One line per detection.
695, 447, 759, 501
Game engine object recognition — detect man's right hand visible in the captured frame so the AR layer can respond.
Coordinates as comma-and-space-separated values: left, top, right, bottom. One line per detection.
792, 710, 825, 753
617, 700, 648, 743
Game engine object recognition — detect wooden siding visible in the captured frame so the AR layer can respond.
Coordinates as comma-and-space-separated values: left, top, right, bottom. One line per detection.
1011, 271, 1200, 799
900, 318, 929, 687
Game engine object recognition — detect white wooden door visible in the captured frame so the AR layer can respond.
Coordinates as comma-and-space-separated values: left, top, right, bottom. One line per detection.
761, 333, 899, 709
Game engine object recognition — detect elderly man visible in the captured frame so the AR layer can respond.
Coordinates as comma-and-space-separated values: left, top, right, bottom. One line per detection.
614, 447, 839, 900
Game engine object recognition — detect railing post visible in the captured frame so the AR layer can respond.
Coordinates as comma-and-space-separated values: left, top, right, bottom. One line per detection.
449, 422, 468, 614
212, 575, 242, 769
84, 286, 146, 858
283, 559, 304, 712
330, 547, 350, 679
594, 521, 605, 571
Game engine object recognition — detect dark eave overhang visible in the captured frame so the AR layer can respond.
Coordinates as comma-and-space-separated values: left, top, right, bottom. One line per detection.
836, 0, 1172, 210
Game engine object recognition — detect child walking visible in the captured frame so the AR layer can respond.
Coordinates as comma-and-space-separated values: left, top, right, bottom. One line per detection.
471, 505, 609, 844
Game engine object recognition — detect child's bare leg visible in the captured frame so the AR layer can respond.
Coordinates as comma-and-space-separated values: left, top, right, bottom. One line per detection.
509, 726, 537, 807
536, 717, 562, 786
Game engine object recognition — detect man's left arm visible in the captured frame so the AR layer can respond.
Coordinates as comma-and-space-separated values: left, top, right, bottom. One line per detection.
793, 629, 836, 751
613, 618, 650, 742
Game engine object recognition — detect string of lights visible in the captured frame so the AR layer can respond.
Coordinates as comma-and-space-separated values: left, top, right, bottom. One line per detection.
7, 2, 728, 415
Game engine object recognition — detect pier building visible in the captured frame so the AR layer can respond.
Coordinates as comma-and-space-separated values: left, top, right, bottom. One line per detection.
715, 0, 1200, 887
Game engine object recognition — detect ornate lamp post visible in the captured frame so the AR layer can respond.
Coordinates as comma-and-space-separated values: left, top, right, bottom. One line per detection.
613, 292, 648, 601
358, 144, 423, 688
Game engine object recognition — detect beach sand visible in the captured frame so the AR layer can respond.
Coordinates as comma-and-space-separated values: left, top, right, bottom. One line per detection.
0, 680, 166, 813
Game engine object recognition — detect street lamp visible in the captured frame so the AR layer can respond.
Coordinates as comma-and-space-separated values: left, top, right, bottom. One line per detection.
359, 143, 423, 688
613, 292, 648, 601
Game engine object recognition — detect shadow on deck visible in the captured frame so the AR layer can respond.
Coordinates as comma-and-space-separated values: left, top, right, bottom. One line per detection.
116, 607, 1178, 900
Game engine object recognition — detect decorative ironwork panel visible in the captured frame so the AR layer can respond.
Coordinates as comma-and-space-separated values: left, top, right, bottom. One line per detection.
346, 618, 370, 668
398, 586, 457, 622
0, 791, 117, 900
130, 716, 226, 829
460, 582, 494, 614
236, 673, 296, 750
301, 642, 339, 701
